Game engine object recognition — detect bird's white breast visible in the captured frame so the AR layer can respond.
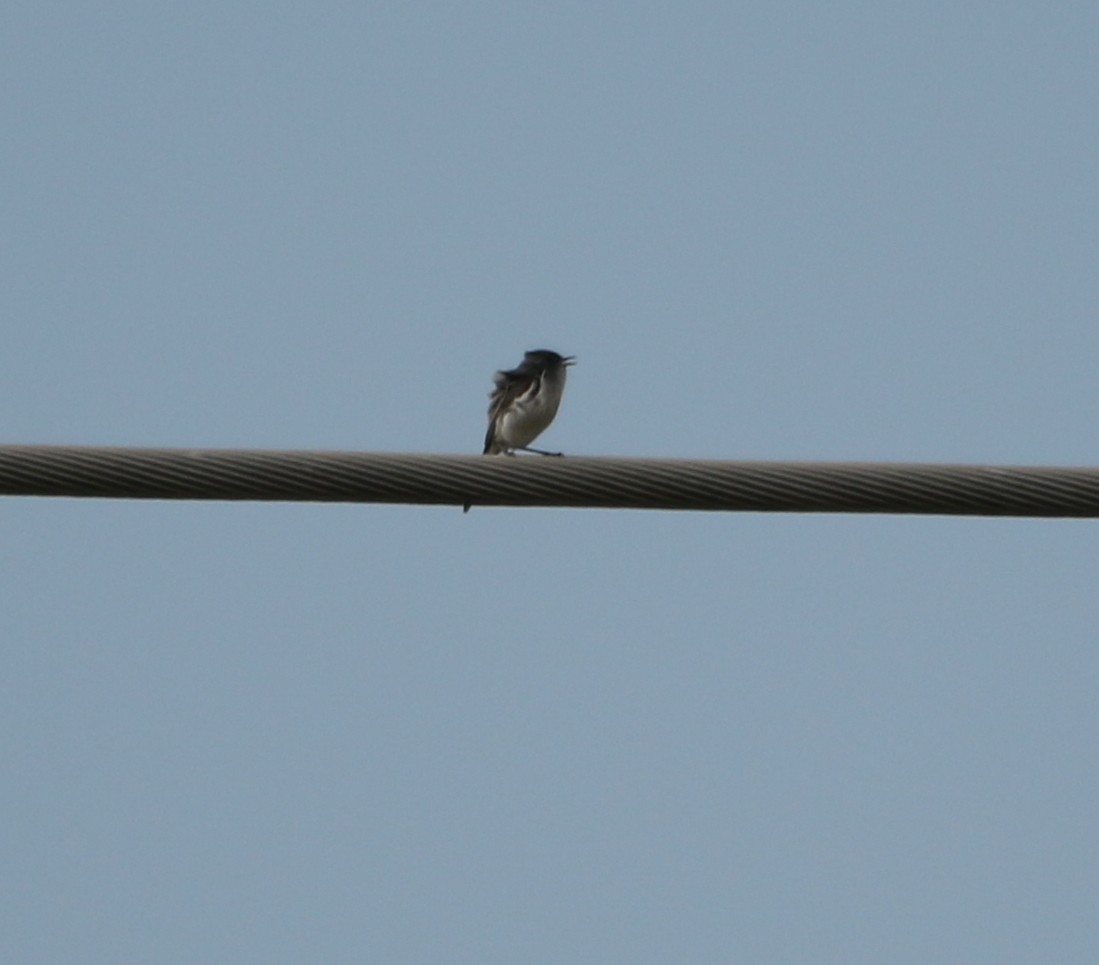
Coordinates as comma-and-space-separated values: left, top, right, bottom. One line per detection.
497, 370, 567, 449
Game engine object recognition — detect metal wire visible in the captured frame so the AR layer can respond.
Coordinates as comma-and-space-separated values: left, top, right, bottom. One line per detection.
1, 444, 1099, 516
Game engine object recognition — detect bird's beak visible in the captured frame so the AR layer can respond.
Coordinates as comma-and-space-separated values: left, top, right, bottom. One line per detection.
563, 356, 577, 366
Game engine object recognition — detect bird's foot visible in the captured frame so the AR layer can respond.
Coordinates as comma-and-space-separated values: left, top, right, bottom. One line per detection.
515, 446, 564, 457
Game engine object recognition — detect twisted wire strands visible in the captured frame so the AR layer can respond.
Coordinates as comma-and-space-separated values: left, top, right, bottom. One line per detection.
1, 445, 1099, 516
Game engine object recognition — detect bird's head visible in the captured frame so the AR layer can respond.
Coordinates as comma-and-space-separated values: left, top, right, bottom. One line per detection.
523, 350, 575, 370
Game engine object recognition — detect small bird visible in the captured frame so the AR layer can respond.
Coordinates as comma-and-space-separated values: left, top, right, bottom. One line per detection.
464, 349, 575, 512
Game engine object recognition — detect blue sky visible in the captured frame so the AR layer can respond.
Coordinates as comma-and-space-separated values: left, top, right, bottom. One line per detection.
3, 3, 1099, 962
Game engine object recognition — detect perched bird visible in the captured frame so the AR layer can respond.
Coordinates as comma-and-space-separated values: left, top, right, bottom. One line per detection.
464, 349, 575, 512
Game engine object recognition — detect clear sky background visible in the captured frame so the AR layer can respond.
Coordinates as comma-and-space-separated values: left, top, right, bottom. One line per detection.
4, 3, 1099, 962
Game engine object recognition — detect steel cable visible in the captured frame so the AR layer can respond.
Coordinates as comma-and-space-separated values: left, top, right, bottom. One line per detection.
1, 444, 1099, 516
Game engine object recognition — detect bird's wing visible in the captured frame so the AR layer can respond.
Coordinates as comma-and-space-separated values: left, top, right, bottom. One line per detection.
483, 367, 539, 453
488, 367, 539, 417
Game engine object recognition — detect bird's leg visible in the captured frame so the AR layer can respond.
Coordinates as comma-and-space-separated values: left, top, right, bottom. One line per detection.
514, 446, 564, 457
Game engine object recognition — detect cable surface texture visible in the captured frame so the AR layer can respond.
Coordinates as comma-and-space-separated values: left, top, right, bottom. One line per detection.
1, 444, 1099, 516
